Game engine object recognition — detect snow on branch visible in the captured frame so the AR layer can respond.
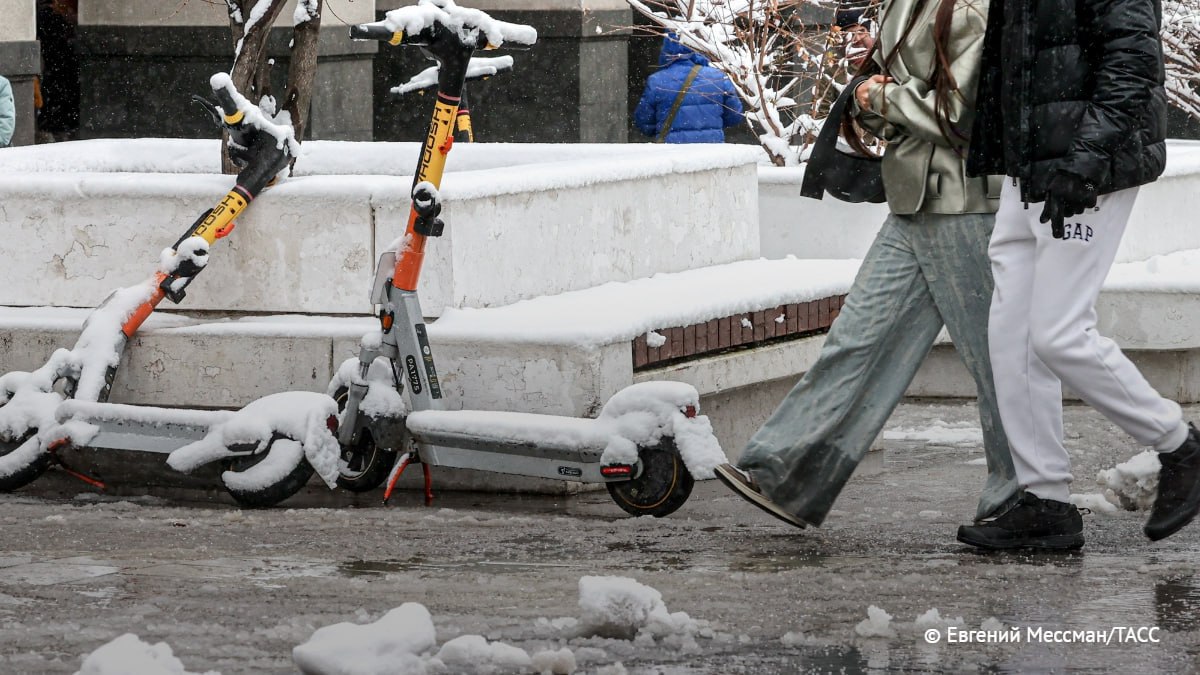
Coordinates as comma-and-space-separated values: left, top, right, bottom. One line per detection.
628, 0, 873, 166
1163, 1, 1200, 122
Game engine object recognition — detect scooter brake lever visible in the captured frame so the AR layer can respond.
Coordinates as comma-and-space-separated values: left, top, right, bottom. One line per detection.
191, 94, 224, 128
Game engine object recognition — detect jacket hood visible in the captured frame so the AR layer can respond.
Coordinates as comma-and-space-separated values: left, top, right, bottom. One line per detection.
659, 34, 709, 67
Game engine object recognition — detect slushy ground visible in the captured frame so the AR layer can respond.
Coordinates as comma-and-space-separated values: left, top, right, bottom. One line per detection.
3, 401, 1199, 674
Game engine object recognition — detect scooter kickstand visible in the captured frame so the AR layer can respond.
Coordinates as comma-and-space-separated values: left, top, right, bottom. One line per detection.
381, 451, 413, 505
422, 463, 434, 506
46, 441, 107, 490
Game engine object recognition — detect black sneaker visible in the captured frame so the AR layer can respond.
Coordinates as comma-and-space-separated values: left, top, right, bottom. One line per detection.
1145, 423, 1200, 541
957, 491, 1084, 551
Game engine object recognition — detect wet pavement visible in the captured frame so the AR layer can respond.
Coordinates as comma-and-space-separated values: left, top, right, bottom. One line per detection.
3, 401, 1200, 674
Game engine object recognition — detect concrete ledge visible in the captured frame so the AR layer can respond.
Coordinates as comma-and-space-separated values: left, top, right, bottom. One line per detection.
0, 141, 760, 316
759, 140, 1200, 263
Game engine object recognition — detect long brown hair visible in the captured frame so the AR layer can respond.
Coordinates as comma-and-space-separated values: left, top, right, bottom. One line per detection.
841, 0, 969, 156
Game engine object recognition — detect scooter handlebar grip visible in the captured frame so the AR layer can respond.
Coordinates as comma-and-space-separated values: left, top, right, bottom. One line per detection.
211, 86, 242, 125
350, 24, 402, 44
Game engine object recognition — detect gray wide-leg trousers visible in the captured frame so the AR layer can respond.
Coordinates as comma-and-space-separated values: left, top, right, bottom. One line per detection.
738, 211, 1018, 526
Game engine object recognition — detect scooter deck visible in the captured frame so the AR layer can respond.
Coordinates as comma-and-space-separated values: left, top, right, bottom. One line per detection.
406, 409, 620, 483
54, 401, 232, 455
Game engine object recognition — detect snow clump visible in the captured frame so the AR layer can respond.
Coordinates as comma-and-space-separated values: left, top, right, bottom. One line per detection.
576, 575, 702, 646
1096, 450, 1161, 511
855, 606, 897, 638
75, 633, 219, 675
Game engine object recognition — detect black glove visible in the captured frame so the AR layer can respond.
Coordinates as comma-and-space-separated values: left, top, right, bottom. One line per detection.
1039, 171, 1098, 239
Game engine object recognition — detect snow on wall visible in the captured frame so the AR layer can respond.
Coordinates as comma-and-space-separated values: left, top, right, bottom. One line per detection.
0, 141, 759, 317
760, 141, 1200, 264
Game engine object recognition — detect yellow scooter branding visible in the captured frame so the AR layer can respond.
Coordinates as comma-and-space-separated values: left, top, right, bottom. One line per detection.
192, 189, 248, 243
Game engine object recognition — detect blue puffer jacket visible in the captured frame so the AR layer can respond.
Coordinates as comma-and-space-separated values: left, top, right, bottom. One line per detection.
0, 76, 14, 147
634, 37, 744, 143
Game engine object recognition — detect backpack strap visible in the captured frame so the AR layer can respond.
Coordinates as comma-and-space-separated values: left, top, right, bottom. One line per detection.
656, 64, 703, 143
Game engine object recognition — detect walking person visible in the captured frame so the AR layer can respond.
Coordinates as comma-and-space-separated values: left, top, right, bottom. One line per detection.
634, 34, 744, 143
0, 75, 14, 147
716, 0, 1019, 530
957, 0, 1200, 550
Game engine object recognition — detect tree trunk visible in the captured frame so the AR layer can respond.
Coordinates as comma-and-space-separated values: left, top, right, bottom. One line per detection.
222, 0, 288, 174
284, 0, 324, 173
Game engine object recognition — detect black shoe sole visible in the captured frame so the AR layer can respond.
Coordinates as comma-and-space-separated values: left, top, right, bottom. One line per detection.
957, 528, 1084, 552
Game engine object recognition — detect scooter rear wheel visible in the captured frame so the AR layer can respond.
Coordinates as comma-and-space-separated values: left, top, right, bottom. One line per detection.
221, 436, 314, 508
0, 432, 53, 493
606, 439, 694, 518
332, 387, 397, 492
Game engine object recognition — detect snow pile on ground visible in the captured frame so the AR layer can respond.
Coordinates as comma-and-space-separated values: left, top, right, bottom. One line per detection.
293, 603, 438, 675
913, 608, 964, 631
882, 421, 983, 447
597, 381, 724, 480
1096, 450, 1161, 511
576, 575, 701, 646
293, 603, 576, 675
75, 633, 219, 675
328, 355, 408, 420
379, 0, 538, 49
854, 606, 896, 638
1070, 493, 1120, 514
1104, 248, 1200, 293
167, 391, 341, 490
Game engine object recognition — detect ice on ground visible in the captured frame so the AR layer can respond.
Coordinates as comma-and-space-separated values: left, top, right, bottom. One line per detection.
75, 633, 219, 675
855, 606, 896, 638
168, 391, 341, 490
1096, 450, 1160, 511
883, 421, 983, 447
1070, 493, 1120, 515
294, 603, 578, 675
914, 608, 964, 631
529, 648, 576, 675
980, 617, 1007, 632
436, 635, 531, 671
293, 603, 438, 675
576, 576, 699, 642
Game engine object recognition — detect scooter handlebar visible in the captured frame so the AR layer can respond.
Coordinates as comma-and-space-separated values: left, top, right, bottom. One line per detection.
349, 23, 401, 43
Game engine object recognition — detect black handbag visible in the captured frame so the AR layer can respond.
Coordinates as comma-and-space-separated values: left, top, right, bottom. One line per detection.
800, 74, 887, 204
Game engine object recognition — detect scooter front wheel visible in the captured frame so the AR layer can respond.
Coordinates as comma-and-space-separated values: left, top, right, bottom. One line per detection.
221, 436, 314, 508
332, 387, 398, 492
606, 439, 694, 518
0, 432, 53, 493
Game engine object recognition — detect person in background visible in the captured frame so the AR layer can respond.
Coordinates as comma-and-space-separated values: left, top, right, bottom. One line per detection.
634, 34, 744, 143
0, 75, 14, 147
835, 7, 875, 70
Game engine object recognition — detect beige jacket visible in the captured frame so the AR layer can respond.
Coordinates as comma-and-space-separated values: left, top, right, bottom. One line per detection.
855, 0, 1002, 215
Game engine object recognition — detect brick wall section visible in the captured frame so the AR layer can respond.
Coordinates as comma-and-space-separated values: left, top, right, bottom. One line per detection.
632, 294, 847, 369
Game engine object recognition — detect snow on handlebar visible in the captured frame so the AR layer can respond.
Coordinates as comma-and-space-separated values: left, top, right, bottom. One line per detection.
354, 0, 537, 50
207, 73, 300, 156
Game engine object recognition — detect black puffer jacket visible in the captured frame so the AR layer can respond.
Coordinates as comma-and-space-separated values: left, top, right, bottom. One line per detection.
966, 0, 1168, 201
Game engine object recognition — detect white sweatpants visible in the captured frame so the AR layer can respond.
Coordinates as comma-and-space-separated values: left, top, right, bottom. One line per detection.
988, 179, 1186, 502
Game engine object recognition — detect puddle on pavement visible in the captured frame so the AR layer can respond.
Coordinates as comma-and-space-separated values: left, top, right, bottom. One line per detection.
338, 557, 580, 577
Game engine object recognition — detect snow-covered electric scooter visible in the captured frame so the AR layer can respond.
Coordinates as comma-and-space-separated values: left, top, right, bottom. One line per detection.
322, 2, 724, 517
22, 0, 724, 514
0, 76, 300, 500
